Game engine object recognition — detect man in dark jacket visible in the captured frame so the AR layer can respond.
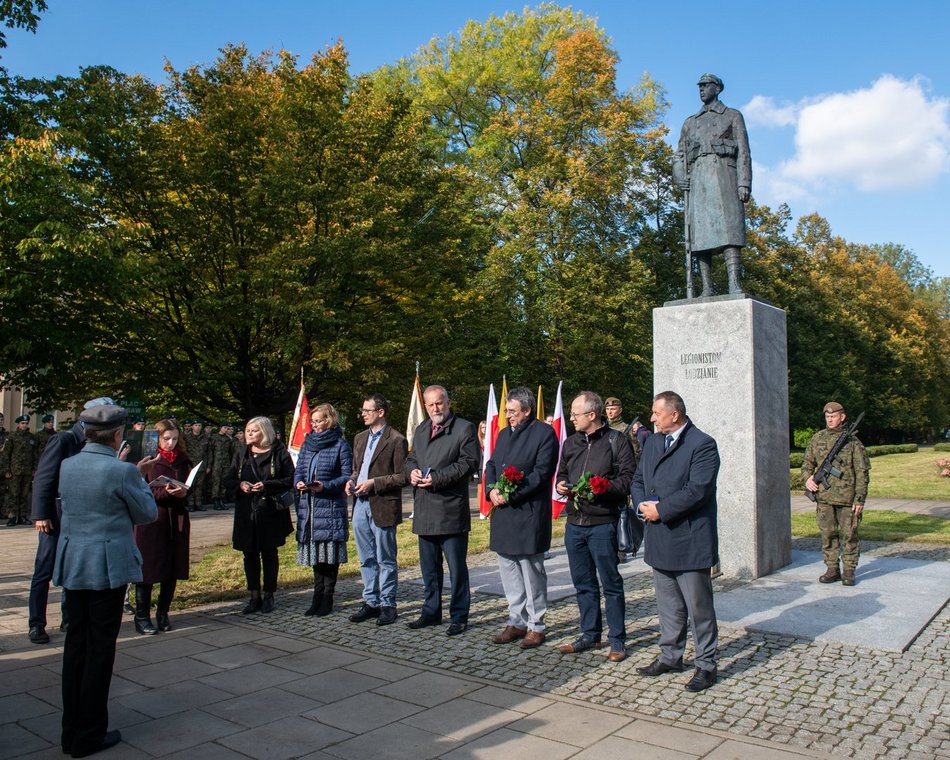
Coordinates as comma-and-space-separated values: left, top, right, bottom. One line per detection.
404, 385, 480, 636
631, 390, 721, 692
346, 393, 408, 626
485, 387, 558, 649
555, 391, 636, 662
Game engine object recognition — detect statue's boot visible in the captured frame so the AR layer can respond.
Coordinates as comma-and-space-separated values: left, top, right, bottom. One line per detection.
725, 248, 743, 294
697, 253, 715, 297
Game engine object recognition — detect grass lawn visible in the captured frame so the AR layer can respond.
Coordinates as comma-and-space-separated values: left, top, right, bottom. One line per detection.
790, 510, 950, 544
176, 515, 567, 609
791, 448, 950, 501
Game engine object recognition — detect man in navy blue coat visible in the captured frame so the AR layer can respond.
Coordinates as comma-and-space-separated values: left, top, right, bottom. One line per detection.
631, 391, 721, 692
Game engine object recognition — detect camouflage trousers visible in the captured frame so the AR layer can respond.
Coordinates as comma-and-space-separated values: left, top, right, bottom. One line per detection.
816, 503, 861, 570
6, 474, 32, 520
187, 472, 207, 508
211, 468, 229, 501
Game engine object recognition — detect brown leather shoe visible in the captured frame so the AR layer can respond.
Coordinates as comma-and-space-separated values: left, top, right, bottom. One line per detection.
492, 625, 528, 644
607, 644, 626, 662
520, 630, 545, 649
558, 636, 602, 654
818, 567, 841, 584
842, 569, 855, 586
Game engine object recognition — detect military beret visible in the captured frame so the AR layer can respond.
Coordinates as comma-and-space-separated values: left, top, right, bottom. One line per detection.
185, 418, 200, 425
42, 414, 54, 423
823, 401, 845, 414
14, 414, 30, 423
80, 404, 128, 430
130, 415, 144, 423
604, 397, 623, 407
697, 73, 724, 90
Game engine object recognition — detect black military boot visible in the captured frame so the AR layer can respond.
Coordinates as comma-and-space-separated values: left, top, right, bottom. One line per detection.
134, 584, 158, 635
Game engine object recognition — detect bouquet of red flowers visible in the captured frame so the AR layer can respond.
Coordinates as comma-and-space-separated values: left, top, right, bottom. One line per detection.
486, 465, 524, 517
572, 471, 610, 501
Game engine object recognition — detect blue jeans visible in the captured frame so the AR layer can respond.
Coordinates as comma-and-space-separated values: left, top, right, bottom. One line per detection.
564, 521, 626, 648
418, 532, 469, 624
352, 499, 398, 607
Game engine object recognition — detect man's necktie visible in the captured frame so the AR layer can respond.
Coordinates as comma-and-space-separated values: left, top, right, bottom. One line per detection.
664, 434, 673, 451
430, 423, 443, 439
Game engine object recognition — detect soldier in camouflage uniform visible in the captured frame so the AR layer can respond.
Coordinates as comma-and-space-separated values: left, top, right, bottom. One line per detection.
1, 415, 40, 525
209, 422, 235, 510
801, 401, 870, 587
183, 420, 210, 512
36, 415, 56, 459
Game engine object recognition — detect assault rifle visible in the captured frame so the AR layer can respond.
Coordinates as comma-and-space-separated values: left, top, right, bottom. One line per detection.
804, 411, 865, 503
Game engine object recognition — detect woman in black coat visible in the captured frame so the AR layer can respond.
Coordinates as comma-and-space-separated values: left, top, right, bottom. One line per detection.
225, 417, 294, 614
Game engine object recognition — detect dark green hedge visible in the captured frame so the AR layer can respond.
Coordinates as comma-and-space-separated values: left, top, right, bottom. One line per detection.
790, 443, 918, 468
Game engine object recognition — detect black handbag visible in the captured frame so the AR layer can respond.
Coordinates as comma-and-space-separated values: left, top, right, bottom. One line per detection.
617, 504, 643, 556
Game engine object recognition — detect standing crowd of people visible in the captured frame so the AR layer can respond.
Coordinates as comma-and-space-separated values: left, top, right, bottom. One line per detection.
7, 385, 869, 756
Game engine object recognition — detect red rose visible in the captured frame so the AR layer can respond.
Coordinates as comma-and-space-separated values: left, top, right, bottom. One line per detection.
503, 466, 524, 482
589, 475, 609, 495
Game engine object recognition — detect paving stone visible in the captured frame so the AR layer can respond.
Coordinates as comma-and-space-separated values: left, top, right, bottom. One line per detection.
322, 721, 462, 760
205, 685, 323, 728
305, 691, 424, 733
217, 715, 352, 759
438, 726, 578, 760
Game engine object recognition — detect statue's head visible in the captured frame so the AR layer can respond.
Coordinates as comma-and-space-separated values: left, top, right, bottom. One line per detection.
697, 73, 723, 103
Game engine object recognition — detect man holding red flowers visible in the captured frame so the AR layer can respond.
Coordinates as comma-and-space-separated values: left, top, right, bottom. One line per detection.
555, 391, 637, 662
485, 387, 559, 649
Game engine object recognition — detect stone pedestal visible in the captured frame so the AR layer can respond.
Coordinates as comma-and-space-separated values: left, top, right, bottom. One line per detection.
653, 296, 791, 579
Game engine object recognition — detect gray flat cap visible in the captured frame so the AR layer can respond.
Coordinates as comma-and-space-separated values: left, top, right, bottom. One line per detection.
80, 404, 128, 430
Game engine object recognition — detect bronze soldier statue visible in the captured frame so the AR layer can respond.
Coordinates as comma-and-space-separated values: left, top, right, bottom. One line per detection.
673, 74, 751, 297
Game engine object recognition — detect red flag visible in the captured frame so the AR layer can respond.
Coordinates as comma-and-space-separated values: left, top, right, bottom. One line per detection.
288, 375, 312, 464
478, 383, 498, 517
551, 381, 569, 519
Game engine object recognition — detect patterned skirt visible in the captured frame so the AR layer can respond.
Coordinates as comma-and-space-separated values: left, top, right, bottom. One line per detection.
297, 540, 348, 567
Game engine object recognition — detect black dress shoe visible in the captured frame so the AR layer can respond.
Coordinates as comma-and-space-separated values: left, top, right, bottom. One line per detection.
407, 616, 441, 629
6, 517, 17, 527
637, 657, 684, 676
376, 606, 397, 626
71, 729, 121, 758
446, 622, 468, 636
349, 603, 380, 623
685, 666, 717, 692
18, 516, 32, 525
28, 626, 50, 644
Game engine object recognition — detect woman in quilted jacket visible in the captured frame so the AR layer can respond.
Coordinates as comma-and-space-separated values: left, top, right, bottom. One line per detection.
294, 403, 352, 616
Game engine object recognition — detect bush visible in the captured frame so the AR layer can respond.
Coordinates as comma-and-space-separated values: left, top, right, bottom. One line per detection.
935, 442, 950, 452
866, 444, 918, 457
793, 428, 818, 449
789, 452, 804, 468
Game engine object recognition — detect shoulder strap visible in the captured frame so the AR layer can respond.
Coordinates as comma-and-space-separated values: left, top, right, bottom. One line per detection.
607, 428, 623, 465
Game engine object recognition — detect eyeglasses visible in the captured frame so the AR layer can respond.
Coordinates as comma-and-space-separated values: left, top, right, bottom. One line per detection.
360, 408, 379, 414
569, 411, 595, 419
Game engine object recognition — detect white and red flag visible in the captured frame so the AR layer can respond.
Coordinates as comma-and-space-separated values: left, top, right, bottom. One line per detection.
406, 371, 426, 451
478, 383, 498, 517
288, 372, 312, 465
550, 381, 569, 518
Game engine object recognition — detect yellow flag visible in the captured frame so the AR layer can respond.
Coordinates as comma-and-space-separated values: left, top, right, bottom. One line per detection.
498, 375, 508, 432
536, 384, 545, 421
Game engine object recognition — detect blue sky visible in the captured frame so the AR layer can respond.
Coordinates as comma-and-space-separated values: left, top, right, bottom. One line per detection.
5, 1, 948, 277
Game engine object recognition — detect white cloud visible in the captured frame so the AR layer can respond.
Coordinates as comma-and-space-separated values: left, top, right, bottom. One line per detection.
742, 95, 797, 128
744, 76, 950, 194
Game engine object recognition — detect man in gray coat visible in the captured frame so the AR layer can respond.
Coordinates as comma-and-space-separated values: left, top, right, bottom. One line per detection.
404, 385, 480, 636
54, 404, 157, 757
673, 73, 752, 297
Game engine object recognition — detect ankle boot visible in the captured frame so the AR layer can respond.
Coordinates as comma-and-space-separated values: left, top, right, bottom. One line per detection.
155, 581, 175, 631
261, 592, 275, 613
243, 591, 263, 615
315, 564, 338, 616
134, 584, 157, 635
155, 610, 171, 632
316, 592, 333, 616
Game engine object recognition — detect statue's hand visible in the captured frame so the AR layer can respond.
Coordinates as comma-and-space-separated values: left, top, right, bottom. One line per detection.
738, 186, 750, 203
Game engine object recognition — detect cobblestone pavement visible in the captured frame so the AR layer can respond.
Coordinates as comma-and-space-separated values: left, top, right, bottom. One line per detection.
220, 537, 949, 760
2, 511, 947, 759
